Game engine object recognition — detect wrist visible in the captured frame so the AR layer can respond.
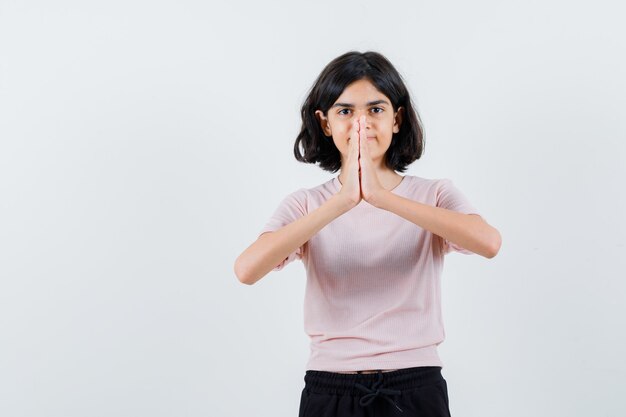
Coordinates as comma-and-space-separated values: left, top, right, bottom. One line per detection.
331, 194, 357, 214
369, 189, 391, 209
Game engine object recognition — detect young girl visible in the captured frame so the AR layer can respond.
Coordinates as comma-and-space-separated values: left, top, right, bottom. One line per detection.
235, 51, 501, 417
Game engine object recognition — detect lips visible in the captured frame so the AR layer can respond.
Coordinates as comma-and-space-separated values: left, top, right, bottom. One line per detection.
348, 137, 376, 141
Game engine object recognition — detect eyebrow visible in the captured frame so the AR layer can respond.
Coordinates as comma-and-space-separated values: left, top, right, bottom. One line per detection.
331, 99, 390, 108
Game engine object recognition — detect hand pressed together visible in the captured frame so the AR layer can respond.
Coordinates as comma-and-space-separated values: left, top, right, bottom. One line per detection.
338, 115, 386, 208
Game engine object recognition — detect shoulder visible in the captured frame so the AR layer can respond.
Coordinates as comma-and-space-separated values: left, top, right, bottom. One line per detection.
280, 177, 335, 207
293, 177, 336, 201
400, 174, 445, 193
399, 176, 470, 204
406, 174, 460, 188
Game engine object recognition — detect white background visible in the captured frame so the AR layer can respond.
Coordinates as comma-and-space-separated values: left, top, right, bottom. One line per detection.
1, 1, 625, 416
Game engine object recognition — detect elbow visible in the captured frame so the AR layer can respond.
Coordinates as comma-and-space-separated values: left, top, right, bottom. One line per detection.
486, 229, 502, 259
234, 256, 254, 285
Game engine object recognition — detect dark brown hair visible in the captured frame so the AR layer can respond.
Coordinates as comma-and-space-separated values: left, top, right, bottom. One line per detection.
294, 50, 425, 173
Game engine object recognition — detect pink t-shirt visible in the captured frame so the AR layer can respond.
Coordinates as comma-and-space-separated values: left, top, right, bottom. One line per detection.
258, 174, 482, 372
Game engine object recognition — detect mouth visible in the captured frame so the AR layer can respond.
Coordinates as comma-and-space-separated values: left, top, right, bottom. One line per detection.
348, 137, 376, 142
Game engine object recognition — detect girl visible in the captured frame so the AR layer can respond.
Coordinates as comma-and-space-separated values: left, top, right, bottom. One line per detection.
234, 51, 501, 417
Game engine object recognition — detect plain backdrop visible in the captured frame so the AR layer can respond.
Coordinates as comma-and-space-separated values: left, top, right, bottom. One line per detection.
1, 1, 625, 416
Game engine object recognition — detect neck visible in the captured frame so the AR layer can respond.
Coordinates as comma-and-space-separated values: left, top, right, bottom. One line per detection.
338, 163, 402, 191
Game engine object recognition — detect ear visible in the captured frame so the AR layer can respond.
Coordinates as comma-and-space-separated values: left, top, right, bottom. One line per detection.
392, 106, 404, 134
315, 110, 332, 137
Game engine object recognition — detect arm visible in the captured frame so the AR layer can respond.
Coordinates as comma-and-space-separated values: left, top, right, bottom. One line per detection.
234, 194, 352, 285
370, 191, 502, 258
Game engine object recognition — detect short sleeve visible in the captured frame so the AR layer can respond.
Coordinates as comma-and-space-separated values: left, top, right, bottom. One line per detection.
435, 179, 482, 255
257, 188, 308, 271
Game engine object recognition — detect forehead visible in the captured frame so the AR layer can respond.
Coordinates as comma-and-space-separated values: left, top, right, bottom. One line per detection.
334, 79, 390, 105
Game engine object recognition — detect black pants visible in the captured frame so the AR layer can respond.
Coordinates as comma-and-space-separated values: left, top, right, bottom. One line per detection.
299, 366, 451, 417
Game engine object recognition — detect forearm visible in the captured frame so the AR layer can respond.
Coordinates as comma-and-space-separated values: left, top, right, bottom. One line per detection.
236, 194, 352, 284
371, 190, 501, 258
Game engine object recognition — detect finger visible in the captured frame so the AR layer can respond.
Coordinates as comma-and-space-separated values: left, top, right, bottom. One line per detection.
359, 116, 367, 141
348, 119, 360, 162
359, 117, 369, 151
350, 119, 359, 143
350, 118, 358, 145
359, 118, 369, 155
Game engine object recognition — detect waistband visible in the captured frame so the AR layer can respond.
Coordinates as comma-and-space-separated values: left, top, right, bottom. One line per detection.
304, 366, 443, 393
303, 366, 444, 413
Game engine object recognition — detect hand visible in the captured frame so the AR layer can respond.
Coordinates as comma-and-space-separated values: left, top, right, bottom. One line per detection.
357, 116, 385, 204
336, 118, 362, 208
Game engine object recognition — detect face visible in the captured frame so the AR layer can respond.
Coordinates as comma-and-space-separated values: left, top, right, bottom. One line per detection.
315, 78, 403, 168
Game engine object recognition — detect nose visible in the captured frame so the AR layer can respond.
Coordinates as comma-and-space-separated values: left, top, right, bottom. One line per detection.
352, 113, 371, 127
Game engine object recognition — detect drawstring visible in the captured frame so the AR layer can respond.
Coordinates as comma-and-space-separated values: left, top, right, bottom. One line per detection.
354, 370, 404, 413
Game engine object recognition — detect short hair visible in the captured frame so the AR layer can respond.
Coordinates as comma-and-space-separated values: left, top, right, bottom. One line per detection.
294, 50, 425, 173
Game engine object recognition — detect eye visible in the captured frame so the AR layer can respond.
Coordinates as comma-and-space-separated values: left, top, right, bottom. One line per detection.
337, 107, 384, 115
